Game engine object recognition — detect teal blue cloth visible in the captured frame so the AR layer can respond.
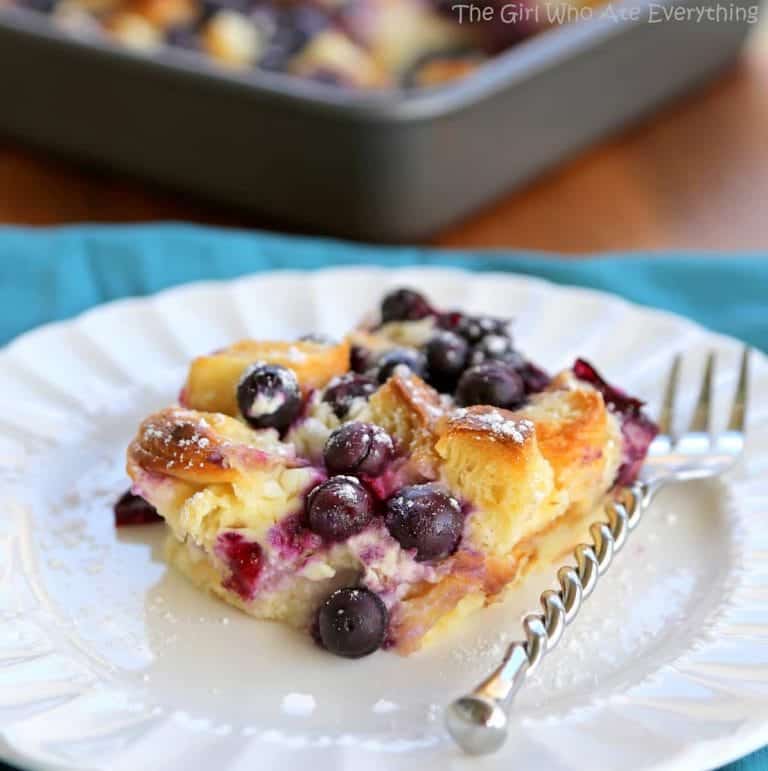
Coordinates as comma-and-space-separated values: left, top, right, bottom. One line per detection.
1, 223, 766, 351
0, 224, 766, 771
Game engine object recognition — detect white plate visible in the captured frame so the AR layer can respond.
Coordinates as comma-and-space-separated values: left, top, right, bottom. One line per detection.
1, 267, 767, 771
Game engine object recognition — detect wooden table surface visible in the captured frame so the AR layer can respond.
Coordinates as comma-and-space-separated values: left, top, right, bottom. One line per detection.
2, 39, 767, 253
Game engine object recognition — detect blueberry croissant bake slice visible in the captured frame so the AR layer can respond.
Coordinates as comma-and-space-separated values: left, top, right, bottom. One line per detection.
125, 288, 657, 657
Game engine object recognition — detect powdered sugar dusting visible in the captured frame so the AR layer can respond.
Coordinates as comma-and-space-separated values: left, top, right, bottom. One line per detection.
139, 411, 227, 471
451, 408, 533, 444
142, 413, 214, 451
398, 375, 444, 422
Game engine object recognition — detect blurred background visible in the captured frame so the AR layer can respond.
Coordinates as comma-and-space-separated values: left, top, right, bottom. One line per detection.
0, 0, 766, 251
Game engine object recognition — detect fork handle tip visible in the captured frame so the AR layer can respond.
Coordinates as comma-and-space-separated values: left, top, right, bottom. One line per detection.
445, 696, 509, 755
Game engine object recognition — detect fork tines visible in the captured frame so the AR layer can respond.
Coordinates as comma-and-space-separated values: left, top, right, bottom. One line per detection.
660, 347, 750, 438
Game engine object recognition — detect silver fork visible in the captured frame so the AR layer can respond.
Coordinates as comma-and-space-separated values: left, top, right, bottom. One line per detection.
445, 348, 751, 756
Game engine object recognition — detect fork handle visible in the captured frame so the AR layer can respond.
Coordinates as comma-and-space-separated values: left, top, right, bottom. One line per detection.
445, 481, 651, 756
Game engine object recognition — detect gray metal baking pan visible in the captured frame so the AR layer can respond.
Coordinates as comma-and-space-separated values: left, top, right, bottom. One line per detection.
0, 0, 756, 241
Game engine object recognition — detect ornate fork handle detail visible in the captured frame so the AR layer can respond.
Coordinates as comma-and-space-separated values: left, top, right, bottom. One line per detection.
446, 349, 749, 755
445, 480, 653, 755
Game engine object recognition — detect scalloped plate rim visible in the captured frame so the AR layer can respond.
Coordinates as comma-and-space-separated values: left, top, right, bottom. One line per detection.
0, 267, 766, 771
2, 265, 742, 361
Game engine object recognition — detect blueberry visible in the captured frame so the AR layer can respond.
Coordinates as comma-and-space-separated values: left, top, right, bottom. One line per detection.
306, 476, 374, 540
456, 314, 511, 344
517, 361, 551, 394
455, 362, 525, 409
165, 24, 199, 49
258, 43, 291, 72
322, 373, 377, 419
469, 335, 522, 367
285, 3, 328, 45
259, 1, 328, 69
375, 348, 427, 384
316, 587, 388, 658
425, 330, 469, 390
384, 484, 463, 561
291, 3, 329, 35
324, 422, 394, 477
237, 364, 301, 433
113, 490, 163, 527
350, 345, 373, 374
380, 288, 433, 324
